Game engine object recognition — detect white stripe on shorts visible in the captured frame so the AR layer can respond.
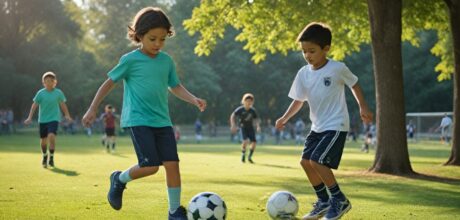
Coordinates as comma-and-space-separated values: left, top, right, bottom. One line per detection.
319, 131, 340, 164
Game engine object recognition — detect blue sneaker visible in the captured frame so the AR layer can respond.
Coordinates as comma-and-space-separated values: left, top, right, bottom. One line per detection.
302, 200, 330, 220
107, 171, 126, 210
321, 197, 351, 220
168, 206, 187, 220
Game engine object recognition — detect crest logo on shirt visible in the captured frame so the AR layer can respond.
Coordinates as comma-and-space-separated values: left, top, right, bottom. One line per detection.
324, 77, 331, 86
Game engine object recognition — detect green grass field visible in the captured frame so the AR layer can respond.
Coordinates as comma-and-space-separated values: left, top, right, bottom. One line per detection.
1, 134, 459, 220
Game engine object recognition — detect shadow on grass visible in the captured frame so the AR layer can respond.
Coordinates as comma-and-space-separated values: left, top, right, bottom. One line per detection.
49, 167, 79, 176
405, 172, 460, 185
255, 163, 297, 170
109, 153, 128, 158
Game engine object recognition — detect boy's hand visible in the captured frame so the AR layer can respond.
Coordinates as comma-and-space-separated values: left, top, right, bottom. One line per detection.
195, 98, 207, 112
82, 109, 97, 127
275, 117, 287, 130
65, 115, 73, 122
24, 118, 32, 125
256, 125, 261, 133
230, 126, 237, 134
360, 107, 373, 124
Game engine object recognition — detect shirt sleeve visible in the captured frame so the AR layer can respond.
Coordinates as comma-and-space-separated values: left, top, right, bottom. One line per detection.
108, 55, 130, 83
233, 107, 242, 116
32, 91, 41, 103
58, 89, 67, 102
252, 108, 258, 119
340, 64, 358, 88
288, 69, 308, 101
168, 59, 180, 88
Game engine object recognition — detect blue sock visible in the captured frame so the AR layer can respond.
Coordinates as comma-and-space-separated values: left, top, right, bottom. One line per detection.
328, 184, 346, 201
118, 169, 132, 184
168, 187, 181, 213
313, 183, 329, 202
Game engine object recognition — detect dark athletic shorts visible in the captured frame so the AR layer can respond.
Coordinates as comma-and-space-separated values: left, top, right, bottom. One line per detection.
302, 130, 347, 169
105, 128, 115, 136
39, 121, 59, 138
241, 126, 256, 142
128, 126, 179, 167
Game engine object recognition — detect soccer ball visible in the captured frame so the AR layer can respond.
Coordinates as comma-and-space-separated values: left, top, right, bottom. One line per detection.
266, 191, 299, 219
187, 192, 227, 220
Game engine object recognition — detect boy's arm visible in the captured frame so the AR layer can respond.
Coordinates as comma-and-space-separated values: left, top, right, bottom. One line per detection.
275, 100, 304, 130
230, 112, 237, 134
169, 84, 206, 112
255, 118, 261, 132
351, 83, 373, 123
24, 103, 38, 125
82, 78, 116, 127
60, 102, 72, 121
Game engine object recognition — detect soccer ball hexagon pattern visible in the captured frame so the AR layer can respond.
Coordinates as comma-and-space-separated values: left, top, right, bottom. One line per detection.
266, 191, 299, 219
187, 192, 227, 220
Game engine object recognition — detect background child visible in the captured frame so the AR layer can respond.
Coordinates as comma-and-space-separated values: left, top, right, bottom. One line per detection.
275, 22, 373, 220
99, 104, 118, 153
230, 93, 260, 163
81, 7, 206, 220
24, 72, 72, 168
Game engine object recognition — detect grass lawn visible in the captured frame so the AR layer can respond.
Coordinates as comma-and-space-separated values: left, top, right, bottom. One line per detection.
0, 134, 459, 219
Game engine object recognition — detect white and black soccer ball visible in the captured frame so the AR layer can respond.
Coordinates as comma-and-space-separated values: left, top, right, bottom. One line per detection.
187, 192, 227, 220
266, 191, 299, 219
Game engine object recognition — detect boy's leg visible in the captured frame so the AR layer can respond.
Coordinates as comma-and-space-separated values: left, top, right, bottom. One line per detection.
241, 140, 248, 162
111, 136, 116, 151
164, 161, 187, 219
40, 138, 48, 168
248, 141, 256, 163
48, 133, 56, 167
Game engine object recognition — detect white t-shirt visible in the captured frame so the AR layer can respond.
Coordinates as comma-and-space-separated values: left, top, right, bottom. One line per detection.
440, 116, 452, 128
288, 60, 358, 132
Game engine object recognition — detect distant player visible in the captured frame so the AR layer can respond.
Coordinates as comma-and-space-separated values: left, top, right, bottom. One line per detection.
406, 120, 416, 143
100, 104, 118, 152
230, 93, 261, 163
24, 72, 72, 168
438, 113, 452, 144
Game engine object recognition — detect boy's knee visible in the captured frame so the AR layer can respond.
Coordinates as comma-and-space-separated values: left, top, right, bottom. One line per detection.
145, 166, 159, 175
300, 159, 311, 168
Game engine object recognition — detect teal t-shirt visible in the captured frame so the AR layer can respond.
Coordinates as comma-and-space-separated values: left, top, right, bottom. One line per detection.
108, 49, 181, 128
33, 88, 66, 123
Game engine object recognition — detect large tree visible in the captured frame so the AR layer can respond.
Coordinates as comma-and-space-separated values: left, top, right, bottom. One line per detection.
444, 0, 460, 165
367, 0, 412, 174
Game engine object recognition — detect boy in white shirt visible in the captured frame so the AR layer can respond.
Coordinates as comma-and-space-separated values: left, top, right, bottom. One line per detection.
275, 22, 373, 220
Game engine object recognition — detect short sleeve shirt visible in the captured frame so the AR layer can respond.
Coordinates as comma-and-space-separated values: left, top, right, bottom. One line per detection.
33, 88, 66, 123
108, 50, 180, 128
288, 60, 358, 132
233, 106, 258, 128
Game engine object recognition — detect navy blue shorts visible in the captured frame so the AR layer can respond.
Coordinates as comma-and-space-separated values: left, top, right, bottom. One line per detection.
105, 128, 115, 136
128, 126, 179, 167
241, 126, 256, 142
39, 121, 59, 138
302, 130, 348, 169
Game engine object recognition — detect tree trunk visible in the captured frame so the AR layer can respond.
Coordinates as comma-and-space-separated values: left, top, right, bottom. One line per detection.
444, 0, 460, 166
367, 0, 414, 174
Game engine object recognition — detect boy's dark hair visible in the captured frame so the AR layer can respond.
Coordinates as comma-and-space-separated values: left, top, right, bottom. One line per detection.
105, 104, 113, 109
42, 71, 56, 81
297, 22, 332, 48
127, 7, 174, 44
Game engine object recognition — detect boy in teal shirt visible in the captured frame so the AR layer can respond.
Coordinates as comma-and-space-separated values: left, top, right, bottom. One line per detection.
82, 7, 206, 220
25, 72, 72, 168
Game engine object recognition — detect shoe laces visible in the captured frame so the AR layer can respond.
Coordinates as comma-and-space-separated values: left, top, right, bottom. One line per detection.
311, 200, 327, 214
